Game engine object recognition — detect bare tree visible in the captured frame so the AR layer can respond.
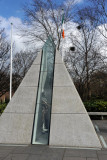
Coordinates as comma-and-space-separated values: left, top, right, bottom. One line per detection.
0, 29, 10, 97
22, 0, 77, 50
65, 18, 106, 100
77, 0, 107, 39
90, 69, 107, 100
90, 0, 107, 38
12, 50, 37, 92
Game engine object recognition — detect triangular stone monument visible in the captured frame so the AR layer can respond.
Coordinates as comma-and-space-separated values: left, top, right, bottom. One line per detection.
0, 37, 101, 148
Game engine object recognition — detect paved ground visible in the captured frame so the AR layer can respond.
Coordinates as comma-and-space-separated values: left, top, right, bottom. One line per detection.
0, 120, 107, 160
92, 120, 107, 148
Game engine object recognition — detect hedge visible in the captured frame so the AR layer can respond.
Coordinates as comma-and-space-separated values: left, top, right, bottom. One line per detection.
84, 100, 107, 112
0, 103, 7, 114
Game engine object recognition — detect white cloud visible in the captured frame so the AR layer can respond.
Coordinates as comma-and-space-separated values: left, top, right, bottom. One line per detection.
0, 16, 42, 55
61, 21, 107, 59
96, 24, 107, 57
75, 0, 83, 3
0, 15, 107, 58
64, 0, 83, 6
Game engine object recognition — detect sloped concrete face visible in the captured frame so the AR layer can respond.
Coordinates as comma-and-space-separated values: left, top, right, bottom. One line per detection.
20, 65, 40, 87
4, 87, 37, 114
50, 114, 101, 148
0, 52, 42, 144
52, 87, 86, 114
33, 52, 42, 65
49, 51, 102, 149
54, 64, 73, 87
0, 113, 34, 144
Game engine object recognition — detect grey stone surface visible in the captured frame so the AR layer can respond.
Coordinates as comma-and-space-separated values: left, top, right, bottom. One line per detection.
49, 114, 101, 148
55, 51, 63, 64
50, 51, 102, 148
54, 64, 73, 87
98, 154, 107, 160
52, 87, 86, 114
0, 146, 15, 159
4, 154, 29, 160
0, 113, 34, 144
42, 147, 65, 157
28, 154, 63, 160
92, 120, 107, 148
12, 146, 27, 154
23, 145, 46, 154
87, 158, 98, 160
0, 52, 42, 144
43, 147, 65, 153
64, 149, 97, 158
20, 65, 40, 87
97, 150, 107, 155
63, 158, 86, 160
33, 52, 42, 65
4, 87, 37, 114
0, 143, 106, 160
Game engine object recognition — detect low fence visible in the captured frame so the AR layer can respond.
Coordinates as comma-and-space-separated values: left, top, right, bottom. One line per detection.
88, 112, 107, 120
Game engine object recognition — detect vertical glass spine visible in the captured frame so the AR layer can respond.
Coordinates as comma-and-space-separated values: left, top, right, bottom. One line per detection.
32, 36, 56, 145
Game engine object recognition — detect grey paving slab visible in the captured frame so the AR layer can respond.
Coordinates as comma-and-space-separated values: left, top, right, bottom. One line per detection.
0, 151, 12, 156
0, 147, 16, 153
26, 155, 41, 160
63, 157, 86, 160
0, 146, 16, 150
93, 120, 107, 127
11, 146, 27, 154
22, 146, 46, 154
86, 158, 98, 160
92, 120, 107, 149
0, 145, 106, 160
64, 149, 97, 158
28, 154, 62, 160
97, 150, 107, 155
0, 147, 16, 160
43, 147, 65, 154
0, 152, 12, 158
3, 154, 29, 160
94, 121, 107, 133
0, 154, 8, 160
42, 148, 65, 157
98, 154, 107, 160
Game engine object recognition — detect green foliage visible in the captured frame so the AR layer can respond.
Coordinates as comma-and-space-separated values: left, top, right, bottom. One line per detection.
84, 100, 107, 112
0, 103, 7, 114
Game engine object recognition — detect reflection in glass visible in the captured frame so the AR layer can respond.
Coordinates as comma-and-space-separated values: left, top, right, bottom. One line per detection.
32, 36, 56, 144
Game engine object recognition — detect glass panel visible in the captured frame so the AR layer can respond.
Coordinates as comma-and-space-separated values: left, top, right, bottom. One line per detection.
32, 36, 56, 144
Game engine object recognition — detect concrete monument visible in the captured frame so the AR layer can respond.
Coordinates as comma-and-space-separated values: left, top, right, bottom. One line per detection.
0, 37, 101, 149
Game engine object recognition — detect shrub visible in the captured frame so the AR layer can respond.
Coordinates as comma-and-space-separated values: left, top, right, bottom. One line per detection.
84, 100, 107, 112
0, 103, 7, 114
